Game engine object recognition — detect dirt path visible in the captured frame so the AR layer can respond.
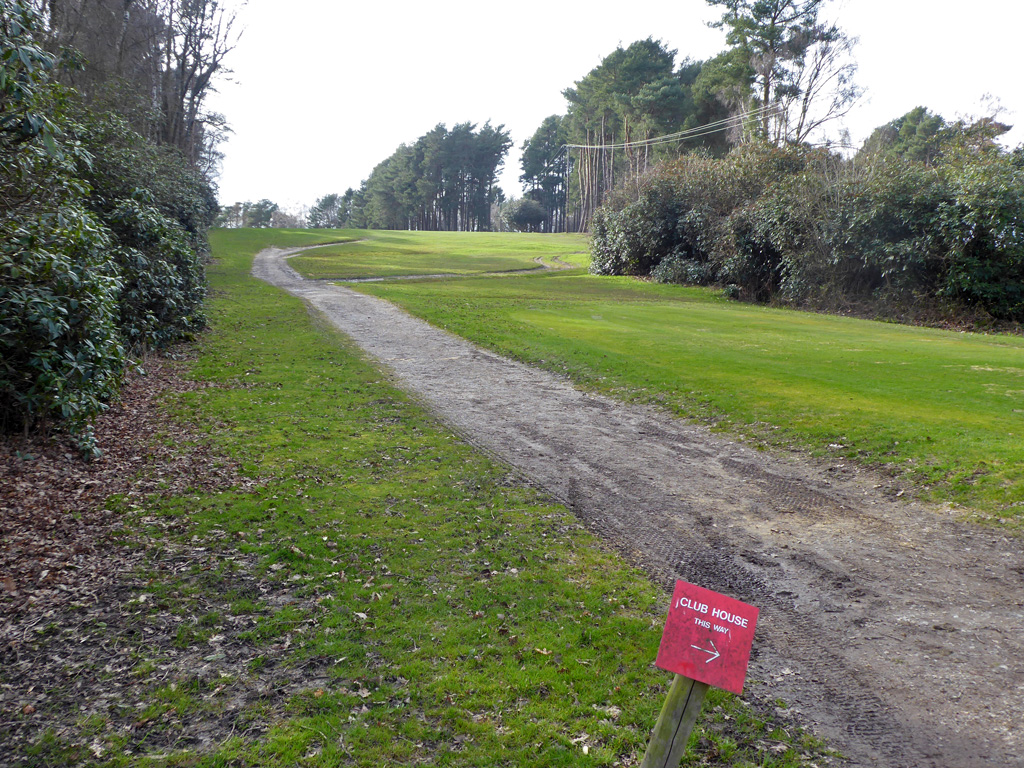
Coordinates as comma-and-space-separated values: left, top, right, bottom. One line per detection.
330, 254, 571, 283
254, 246, 1024, 768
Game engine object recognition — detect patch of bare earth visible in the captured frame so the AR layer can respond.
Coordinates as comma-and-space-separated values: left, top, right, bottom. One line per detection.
0, 357, 323, 765
1, 355, 234, 618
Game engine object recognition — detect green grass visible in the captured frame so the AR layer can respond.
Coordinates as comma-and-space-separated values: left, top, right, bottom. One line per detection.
286, 229, 590, 279
17, 227, 829, 767
340, 258, 1024, 523
207, 226, 361, 255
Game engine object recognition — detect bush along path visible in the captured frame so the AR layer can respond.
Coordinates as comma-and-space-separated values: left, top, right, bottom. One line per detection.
0, 231, 835, 767
253, 237, 1024, 768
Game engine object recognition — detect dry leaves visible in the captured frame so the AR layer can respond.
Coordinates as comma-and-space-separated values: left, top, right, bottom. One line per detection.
1, 353, 242, 626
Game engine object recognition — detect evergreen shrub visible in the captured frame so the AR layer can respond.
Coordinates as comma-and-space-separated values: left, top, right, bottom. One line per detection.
1, 0, 216, 451
590, 137, 1024, 323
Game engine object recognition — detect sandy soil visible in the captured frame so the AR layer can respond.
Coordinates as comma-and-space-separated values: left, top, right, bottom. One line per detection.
254, 245, 1024, 768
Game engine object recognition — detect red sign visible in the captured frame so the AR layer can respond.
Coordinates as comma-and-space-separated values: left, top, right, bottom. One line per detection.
655, 580, 760, 695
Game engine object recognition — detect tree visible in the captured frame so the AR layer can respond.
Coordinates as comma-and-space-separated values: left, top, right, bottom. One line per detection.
360, 123, 511, 232
560, 39, 739, 230
861, 107, 1011, 166
520, 115, 568, 232
362, 143, 416, 229
39, 0, 240, 169
564, 38, 682, 220
466, 121, 512, 230
691, 48, 754, 141
503, 198, 548, 232
270, 208, 304, 228
782, 21, 859, 143
862, 107, 947, 164
158, 0, 240, 166
308, 193, 346, 228
215, 201, 244, 228
706, 0, 859, 144
245, 199, 278, 228
339, 188, 363, 228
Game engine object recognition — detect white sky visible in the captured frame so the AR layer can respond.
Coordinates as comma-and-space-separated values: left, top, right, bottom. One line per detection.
208, 0, 1024, 212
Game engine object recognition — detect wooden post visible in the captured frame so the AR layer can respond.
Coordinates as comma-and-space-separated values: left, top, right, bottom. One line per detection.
640, 675, 710, 768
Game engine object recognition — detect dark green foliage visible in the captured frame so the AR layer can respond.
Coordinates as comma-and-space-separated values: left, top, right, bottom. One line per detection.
0, 1, 57, 148
74, 111, 218, 239
71, 110, 212, 350
862, 107, 947, 165
361, 122, 511, 231
590, 177, 687, 276
717, 203, 783, 302
502, 197, 549, 232
591, 132, 1024, 323
938, 144, 1024, 319
842, 161, 948, 299
107, 194, 207, 348
1, 1, 126, 450
761, 145, 1024, 319
0, 200, 125, 451
1, 0, 218, 450
591, 143, 804, 282
519, 115, 568, 232
307, 189, 360, 229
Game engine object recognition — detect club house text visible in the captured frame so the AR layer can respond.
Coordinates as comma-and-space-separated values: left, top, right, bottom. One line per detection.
675, 596, 749, 629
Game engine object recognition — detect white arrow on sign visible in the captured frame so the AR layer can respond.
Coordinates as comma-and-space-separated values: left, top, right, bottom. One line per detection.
690, 639, 720, 663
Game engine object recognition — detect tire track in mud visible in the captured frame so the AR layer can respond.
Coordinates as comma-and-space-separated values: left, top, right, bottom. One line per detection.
254, 246, 1024, 768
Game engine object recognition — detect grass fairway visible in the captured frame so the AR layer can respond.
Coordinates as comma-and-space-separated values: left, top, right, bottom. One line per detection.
287, 229, 590, 279
43, 227, 826, 767
346, 263, 1024, 523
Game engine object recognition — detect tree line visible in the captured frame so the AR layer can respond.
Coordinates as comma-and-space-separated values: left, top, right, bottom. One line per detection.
530, 0, 858, 231
306, 0, 860, 234
216, 200, 305, 229
297, 123, 511, 233
1, 0, 234, 452
583, 0, 1024, 325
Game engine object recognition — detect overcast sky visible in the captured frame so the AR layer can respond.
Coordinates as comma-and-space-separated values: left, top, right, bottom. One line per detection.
208, 0, 1024, 212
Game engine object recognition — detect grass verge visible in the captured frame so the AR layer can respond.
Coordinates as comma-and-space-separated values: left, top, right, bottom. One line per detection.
3, 228, 837, 767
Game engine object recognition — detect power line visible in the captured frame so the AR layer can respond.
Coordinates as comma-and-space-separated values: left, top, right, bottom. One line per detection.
564, 105, 774, 150
563, 104, 782, 151
563, 105, 777, 150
